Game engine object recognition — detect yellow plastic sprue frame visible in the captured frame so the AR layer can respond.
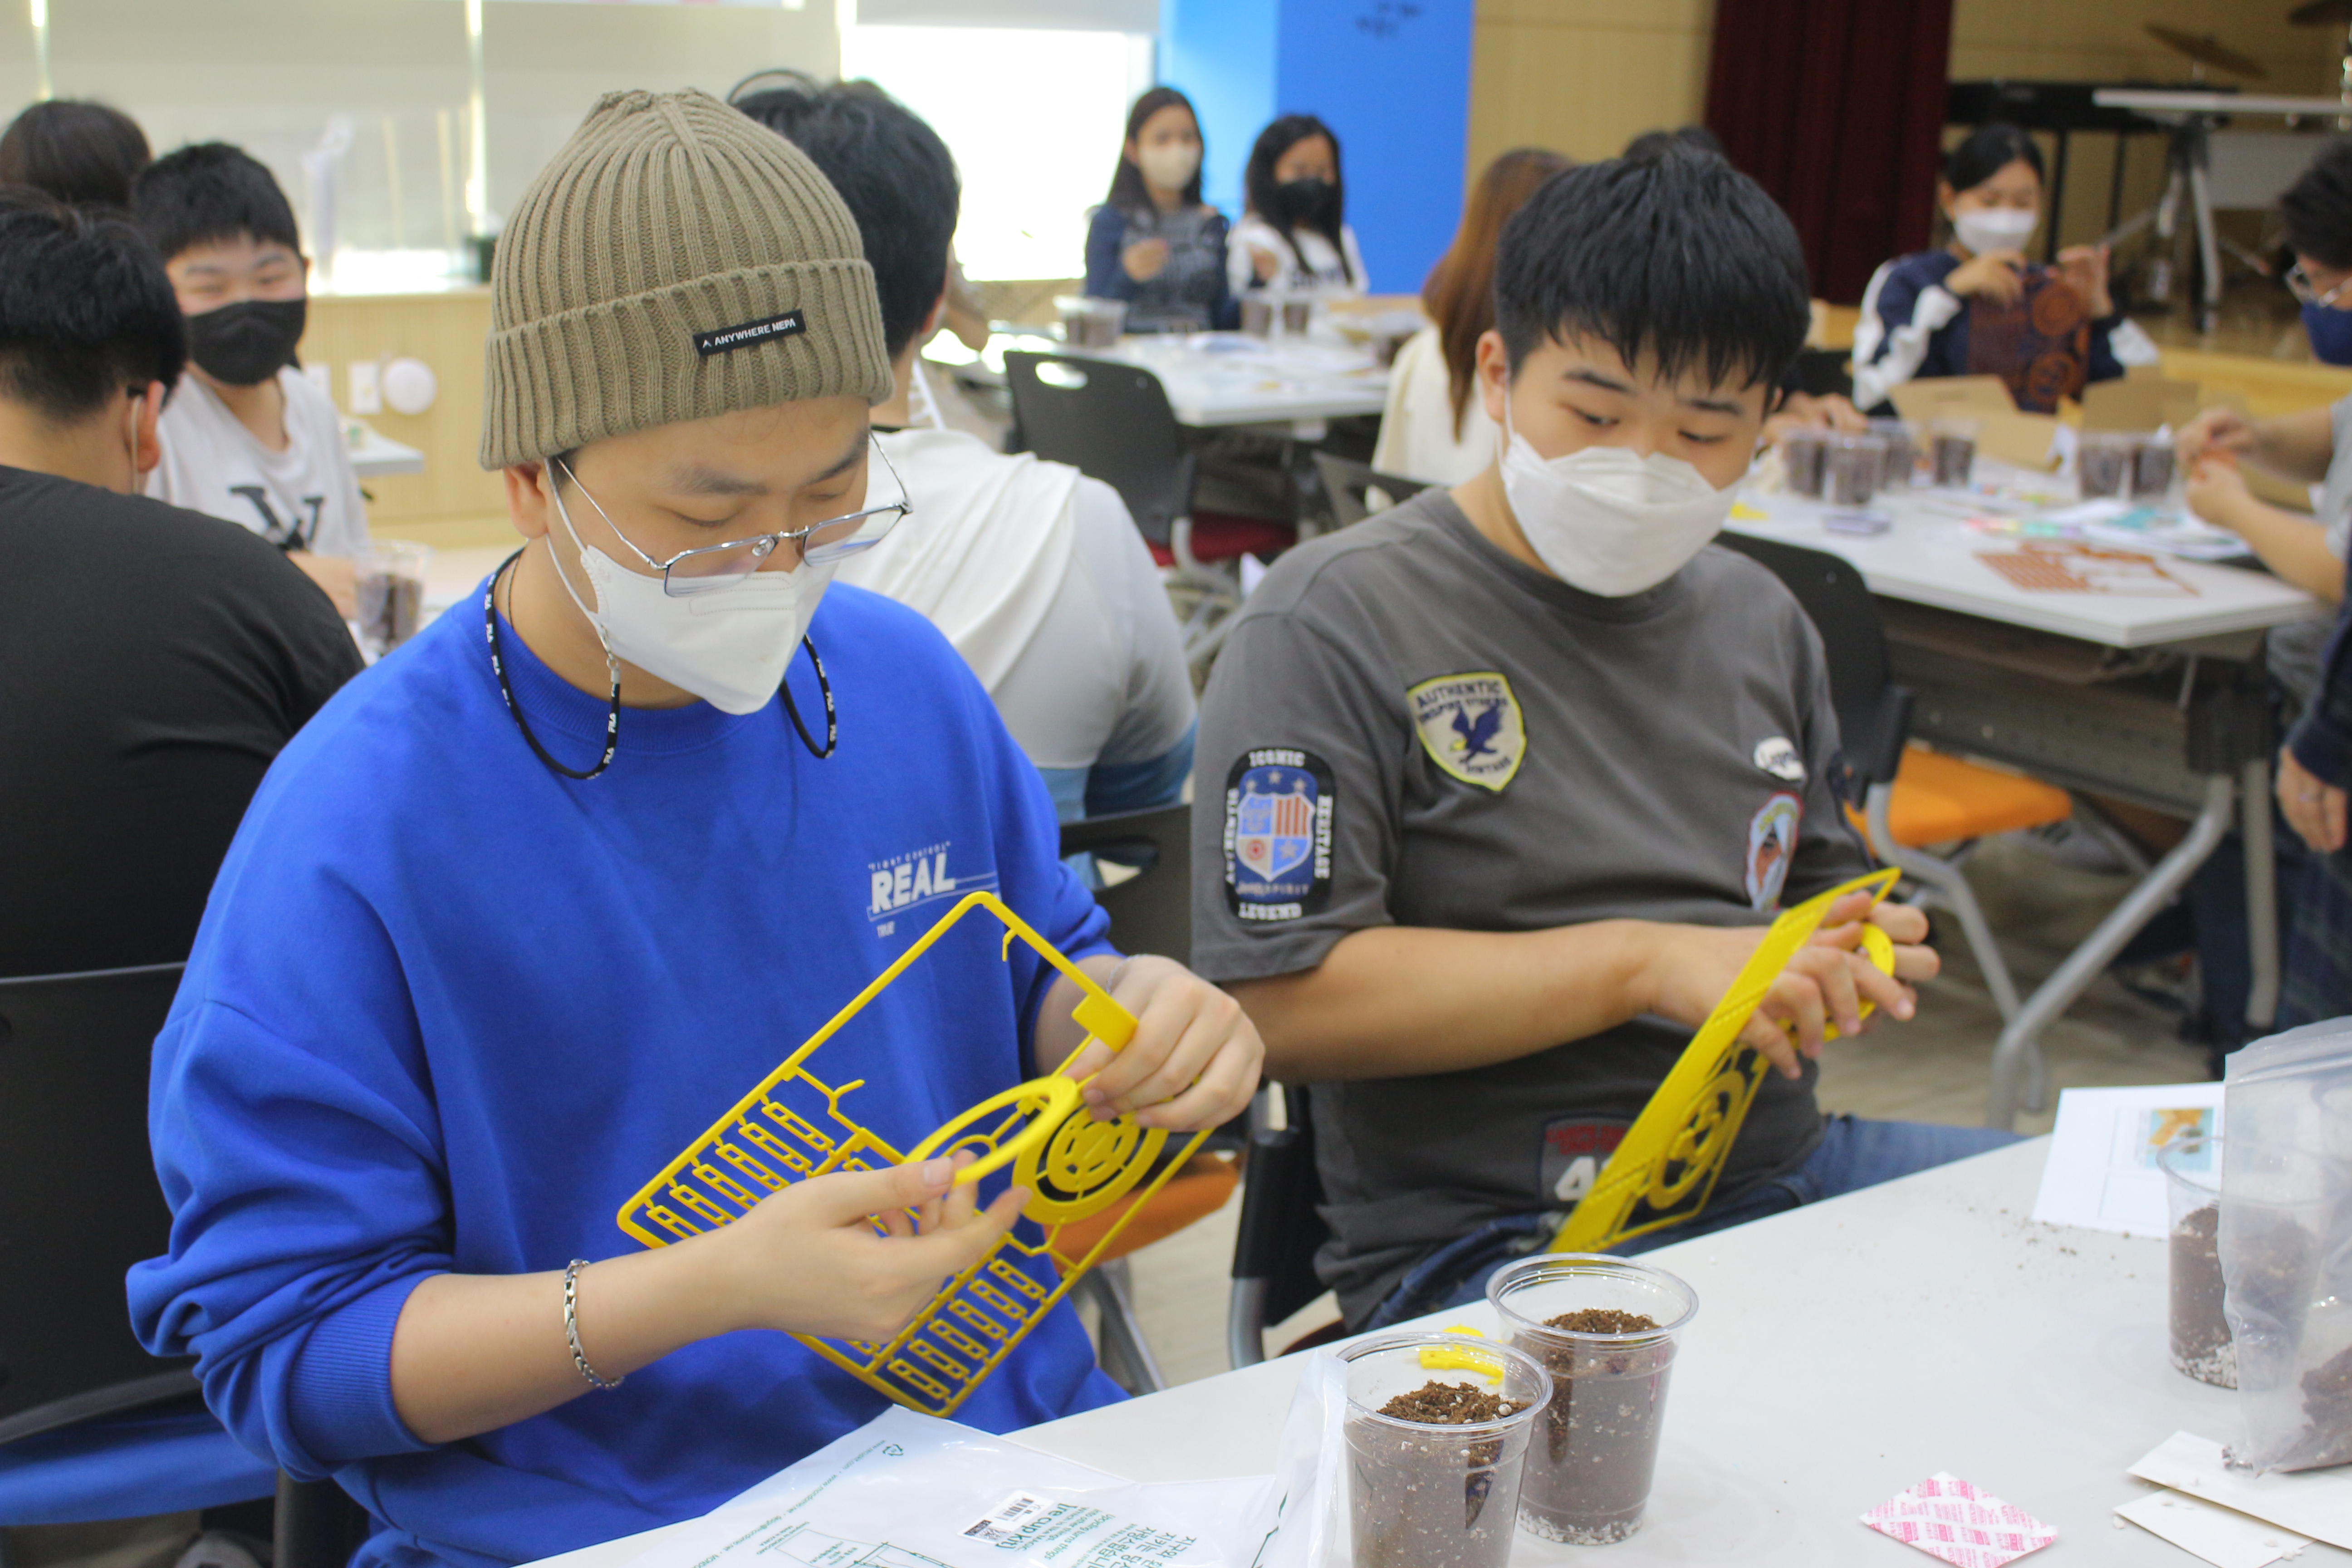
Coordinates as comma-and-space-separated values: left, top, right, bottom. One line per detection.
1548, 868, 1901, 1254
616, 891, 1208, 1418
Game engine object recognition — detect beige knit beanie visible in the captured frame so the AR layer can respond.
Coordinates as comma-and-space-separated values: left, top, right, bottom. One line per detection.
480, 88, 893, 470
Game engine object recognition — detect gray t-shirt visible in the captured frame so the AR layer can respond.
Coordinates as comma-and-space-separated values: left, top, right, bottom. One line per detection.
2268, 392, 2352, 713
1191, 490, 1872, 1324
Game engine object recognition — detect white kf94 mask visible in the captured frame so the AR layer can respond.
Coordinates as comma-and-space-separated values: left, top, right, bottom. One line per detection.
1951, 206, 2037, 259
546, 466, 833, 716
1497, 406, 1740, 597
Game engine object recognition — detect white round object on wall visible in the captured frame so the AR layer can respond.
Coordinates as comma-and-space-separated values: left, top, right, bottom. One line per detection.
381, 358, 438, 416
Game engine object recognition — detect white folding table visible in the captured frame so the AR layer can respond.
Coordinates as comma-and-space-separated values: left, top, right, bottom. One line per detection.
527, 1140, 2342, 1568
348, 427, 425, 479
924, 329, 1389, 431
1729, 477, 2322, 1127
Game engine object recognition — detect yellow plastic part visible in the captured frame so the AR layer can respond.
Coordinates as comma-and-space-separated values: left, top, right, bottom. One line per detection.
1417, 1324, 1503, 1381
615, 890, 1205, 1417
1549, 868, 1901, 1255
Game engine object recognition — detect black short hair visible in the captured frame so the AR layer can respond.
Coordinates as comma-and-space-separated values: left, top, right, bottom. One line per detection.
2280, 137, 2352, 272
130, 142, 301, 263
1621, 124, 1723, 163
1493, 142, 1809, 392
0, 188, 184, 423
735, 78, 960, 363
1944, 122, 2043, 194
0, 99, 152, 209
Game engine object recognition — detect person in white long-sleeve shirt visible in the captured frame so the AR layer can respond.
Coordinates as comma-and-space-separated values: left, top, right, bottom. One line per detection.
1853, 122, 2157, 415
740, 78, 1195, 822
1228, 114, 1366, 302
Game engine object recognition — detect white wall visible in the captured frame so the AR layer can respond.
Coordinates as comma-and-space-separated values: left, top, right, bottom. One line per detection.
2, 0, 837, 264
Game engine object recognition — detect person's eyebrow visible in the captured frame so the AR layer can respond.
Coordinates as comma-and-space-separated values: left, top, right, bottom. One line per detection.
665, 464, 769, 499
1562, 366, 1636, 395
1678, 392, 1749, 416
808, 428, 871, 485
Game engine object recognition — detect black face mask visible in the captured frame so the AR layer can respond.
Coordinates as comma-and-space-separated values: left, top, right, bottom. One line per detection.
1273, 176, 1336, 229
185, 297, 307, 387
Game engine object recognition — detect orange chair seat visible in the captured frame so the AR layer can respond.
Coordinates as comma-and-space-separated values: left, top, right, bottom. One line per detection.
1048, 1152, 1239, 1274
1848, 745, 2072, 849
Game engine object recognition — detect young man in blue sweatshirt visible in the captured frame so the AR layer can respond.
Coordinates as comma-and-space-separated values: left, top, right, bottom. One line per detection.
129, 90, 1261, 1568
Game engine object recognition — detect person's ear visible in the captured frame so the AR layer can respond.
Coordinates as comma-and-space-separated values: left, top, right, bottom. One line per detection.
505, 461, 556, 542
1475, 330, 1512, 428
132, 382, 165, 477
1123, 137, 1141, 166
1936, 179, 1956, 221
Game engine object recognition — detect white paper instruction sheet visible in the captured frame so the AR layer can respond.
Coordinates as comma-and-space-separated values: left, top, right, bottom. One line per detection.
2029, 1083, 2222, 1237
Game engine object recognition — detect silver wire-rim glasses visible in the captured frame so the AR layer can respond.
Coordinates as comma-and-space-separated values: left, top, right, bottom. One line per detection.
551, 431, 912, 598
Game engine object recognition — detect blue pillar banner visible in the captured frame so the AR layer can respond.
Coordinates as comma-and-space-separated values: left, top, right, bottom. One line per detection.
1160, 0, 1472, 295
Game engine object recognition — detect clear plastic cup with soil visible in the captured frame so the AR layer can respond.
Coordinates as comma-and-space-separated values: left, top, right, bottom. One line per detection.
1487, 1254, 1699, 1546
2161, 1132, 2234, 1388
1339, 1332, 1551, 1568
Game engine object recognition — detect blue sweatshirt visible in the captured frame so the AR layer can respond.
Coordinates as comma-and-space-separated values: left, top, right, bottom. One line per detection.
127, 580, 1122, 1568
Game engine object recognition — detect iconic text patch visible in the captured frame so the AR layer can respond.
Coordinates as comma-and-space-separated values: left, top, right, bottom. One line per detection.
1224, 748, 1334, 922
1408, 671, 1525, 792
693, 309, 807, 358
1745, 791, 1803, 911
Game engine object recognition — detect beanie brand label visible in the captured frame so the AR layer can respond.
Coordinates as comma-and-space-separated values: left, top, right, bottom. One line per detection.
693, 310, 807, 358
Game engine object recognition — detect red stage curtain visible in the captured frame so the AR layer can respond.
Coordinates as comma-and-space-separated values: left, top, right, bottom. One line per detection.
1704, 0, 1955, 305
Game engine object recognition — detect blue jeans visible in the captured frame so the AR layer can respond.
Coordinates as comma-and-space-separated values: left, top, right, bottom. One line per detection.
1361, 1115, 2021, 1330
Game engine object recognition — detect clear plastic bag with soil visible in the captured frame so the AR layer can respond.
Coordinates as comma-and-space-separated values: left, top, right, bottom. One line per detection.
1338, 1334, 1550, 1568
1487, 1255, 1699, 1545
2220, 1021, 2352, 1473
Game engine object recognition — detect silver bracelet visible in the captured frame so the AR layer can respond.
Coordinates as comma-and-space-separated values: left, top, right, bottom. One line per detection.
563, 1259, 624, 1391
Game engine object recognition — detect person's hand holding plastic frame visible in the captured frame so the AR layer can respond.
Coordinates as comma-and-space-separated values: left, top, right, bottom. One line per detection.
1049, 955, 1264, 1132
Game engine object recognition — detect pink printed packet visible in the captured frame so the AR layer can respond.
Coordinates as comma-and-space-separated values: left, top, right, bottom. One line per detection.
1861, 1473, 2057, 1567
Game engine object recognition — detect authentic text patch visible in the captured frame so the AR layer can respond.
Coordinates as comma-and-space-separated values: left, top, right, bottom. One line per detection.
1409, 671, 1526, 792
693, 309, 806, 358
1224, 747, 1334, 922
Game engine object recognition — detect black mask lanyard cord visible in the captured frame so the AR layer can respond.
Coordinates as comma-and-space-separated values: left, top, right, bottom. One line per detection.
485, 548, 838, 780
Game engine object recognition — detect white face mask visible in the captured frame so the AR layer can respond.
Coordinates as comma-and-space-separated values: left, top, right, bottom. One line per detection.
546, 466, 833, 716
1951, 206, 2037, 259
1137, 142, 1200, 192
1497, 404, 1739, 597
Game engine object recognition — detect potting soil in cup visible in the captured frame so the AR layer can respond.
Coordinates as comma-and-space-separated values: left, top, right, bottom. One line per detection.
1345, 1382, 1531, 1568
1519, 1310, 1668, 1545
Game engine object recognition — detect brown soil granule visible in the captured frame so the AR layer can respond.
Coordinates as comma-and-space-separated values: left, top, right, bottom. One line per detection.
1544, 1309, 1660, 1335
1377, 1380, 1528, 1425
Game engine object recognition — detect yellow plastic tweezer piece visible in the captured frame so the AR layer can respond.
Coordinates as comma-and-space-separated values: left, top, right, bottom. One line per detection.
1549, 868, 1901, 1254
1417, 1325, 1503, 1381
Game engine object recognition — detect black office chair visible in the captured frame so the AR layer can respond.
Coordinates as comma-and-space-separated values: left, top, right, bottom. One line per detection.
0, 964, 372, 1568
0, 964, 201, 1442
1057, 802, 1191, 969
1790, 347, 1857, 403
1004, 352, 1292, 671
1310, 452, 1431, 529
1225, 1083, 1331, 1370
1715, 532, 2057, 1043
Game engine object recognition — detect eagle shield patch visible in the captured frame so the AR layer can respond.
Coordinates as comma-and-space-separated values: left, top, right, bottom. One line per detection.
1408, 671, 1525, 792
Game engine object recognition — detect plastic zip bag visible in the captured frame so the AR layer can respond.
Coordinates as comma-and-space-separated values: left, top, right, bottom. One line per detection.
2221, 1019, 2352, 1473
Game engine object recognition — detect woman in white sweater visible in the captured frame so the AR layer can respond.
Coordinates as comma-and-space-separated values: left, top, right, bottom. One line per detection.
1372, 147, 1572, 485
1228, 114, 1367, 300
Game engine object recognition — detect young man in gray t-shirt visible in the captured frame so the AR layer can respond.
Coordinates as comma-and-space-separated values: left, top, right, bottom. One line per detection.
1193, 146, 2018, 1332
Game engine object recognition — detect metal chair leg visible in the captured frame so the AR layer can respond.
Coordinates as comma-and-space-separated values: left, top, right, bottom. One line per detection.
1228, 1278, 1269, 1371
1866, 784, 2022, 1021
1078, 1259, 1165, 1395
1986, 773, 2237, 1129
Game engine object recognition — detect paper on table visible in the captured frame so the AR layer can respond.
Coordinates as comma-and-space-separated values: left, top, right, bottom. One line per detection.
2132, 1431, 2352, 1551
2115, 1488, 2312, 1568
1859, 1473, 2056, 1567
2029, 1082, 2225, 1237
627, 1406, 1278, 1568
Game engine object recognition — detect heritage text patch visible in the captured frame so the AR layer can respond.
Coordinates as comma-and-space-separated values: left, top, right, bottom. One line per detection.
1224, 748, 1334, 922
1408, 671, 1526, 792
693, 309, 807, 358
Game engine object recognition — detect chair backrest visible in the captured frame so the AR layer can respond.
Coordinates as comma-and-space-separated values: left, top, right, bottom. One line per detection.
1229, 1083, 1329, 1339
1713, 532, 1896, 763
1311, 451, 1432, 529
1058, 803, 1191, 968
1003, 352, 1195, 547
0, 964, 197, 1445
